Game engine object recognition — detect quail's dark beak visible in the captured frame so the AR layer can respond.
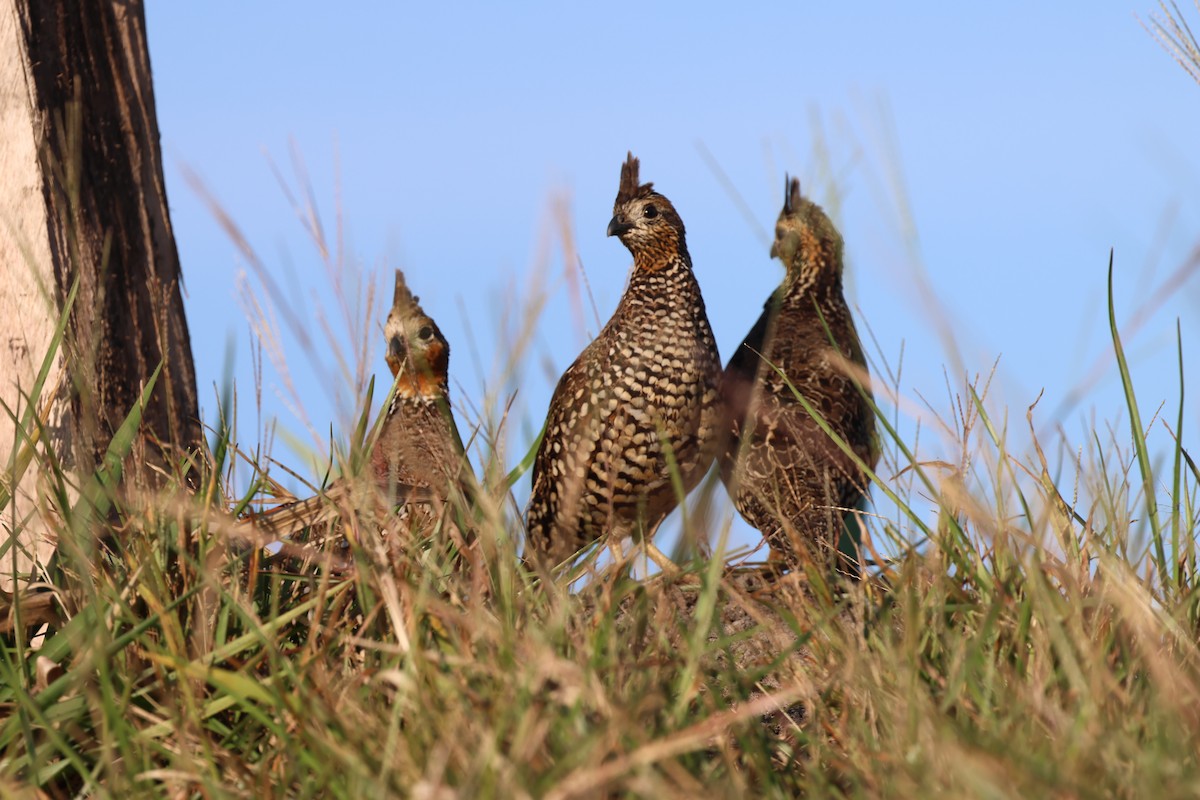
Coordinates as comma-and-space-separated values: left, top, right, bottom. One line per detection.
607, 213, 632, 237
386, 336, 406, 376
769, 241, 779, 259
389, 336, 406, 361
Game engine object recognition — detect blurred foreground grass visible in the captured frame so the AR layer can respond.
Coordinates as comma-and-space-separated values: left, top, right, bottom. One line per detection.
2, 240, 1199, 799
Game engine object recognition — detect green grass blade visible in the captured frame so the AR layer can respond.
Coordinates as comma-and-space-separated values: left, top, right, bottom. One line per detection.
1107, 251, 1164, 576
1171, 319, 1186, 587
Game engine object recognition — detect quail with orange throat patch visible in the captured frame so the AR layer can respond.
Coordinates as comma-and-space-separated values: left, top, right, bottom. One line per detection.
373, 270, 471, 522
525, 152, 722, 573
253, 270, 472, 554
720, 177, 878, 576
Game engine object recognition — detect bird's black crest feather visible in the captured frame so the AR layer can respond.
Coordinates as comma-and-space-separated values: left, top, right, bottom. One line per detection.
784, 176, 801, 215
616, 151, 653, 206
393, 269, 421, 310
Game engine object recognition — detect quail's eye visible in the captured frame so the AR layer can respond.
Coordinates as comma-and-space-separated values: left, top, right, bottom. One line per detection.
643, 204, 658, 219
775, 227, 784, 240
417, 325, 434, 341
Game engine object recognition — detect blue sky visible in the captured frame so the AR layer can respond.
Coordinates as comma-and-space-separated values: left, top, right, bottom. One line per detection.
146, 4, 1200, 557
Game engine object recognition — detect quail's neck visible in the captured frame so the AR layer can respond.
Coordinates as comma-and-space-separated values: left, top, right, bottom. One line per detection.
628, 251, 697, 296
780, 261, 843, 306
627, 226, 690, 273
631, 245, 691, 276
390, 377, 449, 412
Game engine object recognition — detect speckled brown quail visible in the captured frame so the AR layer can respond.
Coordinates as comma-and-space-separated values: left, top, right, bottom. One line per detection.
253, 270, 472, 552
525, 152, 722, 573
720, 177, 878, 576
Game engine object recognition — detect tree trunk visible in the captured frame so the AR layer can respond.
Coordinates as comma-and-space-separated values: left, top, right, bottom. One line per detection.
0, 0, 200, 587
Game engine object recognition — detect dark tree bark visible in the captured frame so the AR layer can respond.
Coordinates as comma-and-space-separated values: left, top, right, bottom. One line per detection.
1, 0, 200, 581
